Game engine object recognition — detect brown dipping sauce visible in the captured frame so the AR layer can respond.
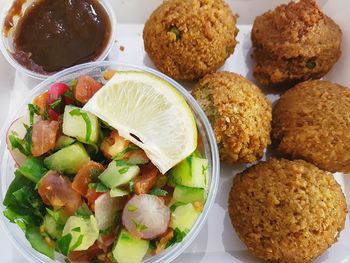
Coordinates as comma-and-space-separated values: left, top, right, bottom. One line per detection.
6, 0, 111, 74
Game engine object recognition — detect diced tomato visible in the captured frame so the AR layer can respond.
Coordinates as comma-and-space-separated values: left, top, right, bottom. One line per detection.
98, 231, 116, 253
86, 188, 104, 211
100, 130, 130, 160
33, 91, 49, 116
38, 171, 82, 216
72, 161, 105, 196
68, 242, 101, 262
31, 120, 60, 157
74, 75, 103, 104
134, 163, 159, 195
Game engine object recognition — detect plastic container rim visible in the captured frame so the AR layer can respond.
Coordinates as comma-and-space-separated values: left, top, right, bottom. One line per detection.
0, 61, 220, 263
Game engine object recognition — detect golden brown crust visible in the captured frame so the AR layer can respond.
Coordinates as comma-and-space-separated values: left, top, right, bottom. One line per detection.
272, 80, 350, 173
251, 0, 342, 86
143, 0, 238, 80
228, 158, 347, 263
192, 72, 272, 163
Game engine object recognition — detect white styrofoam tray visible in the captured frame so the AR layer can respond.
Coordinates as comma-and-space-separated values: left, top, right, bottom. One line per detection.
0, 0, 349, 262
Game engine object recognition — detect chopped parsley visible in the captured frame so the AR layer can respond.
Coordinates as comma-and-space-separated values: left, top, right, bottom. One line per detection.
49, 97, 62, 110
169, 26, 181, 40
75, 203, 92, 219
57, 233, 72, 256
115, 160, 128, 166
167, 228, 188, 247
129, 180, 135, 193
127, 205, 138, 212
88, 182, 109, 193
9, 132, 29, 156
306, 60, 316, 69
132, 219, 148, 232
149, 188, 168, 197
28, 104, 40, 126
95, 182, 109, 193
71, 227, 81, 232
118, 167, 129, 174
69, 109, 92, 142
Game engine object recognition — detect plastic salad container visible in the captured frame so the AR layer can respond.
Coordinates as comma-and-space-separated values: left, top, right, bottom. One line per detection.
0, 0, 117, 80
0, 61, 220, 263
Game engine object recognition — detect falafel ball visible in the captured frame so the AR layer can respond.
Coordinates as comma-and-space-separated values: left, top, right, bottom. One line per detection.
143, 0, 238, 81
251, 0, 342, 87
192, 72, 271, 163
228, 158, 347, 263
272, 80, 350, 173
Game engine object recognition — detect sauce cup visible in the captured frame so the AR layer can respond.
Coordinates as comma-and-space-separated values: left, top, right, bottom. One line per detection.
0, 0, 117, 80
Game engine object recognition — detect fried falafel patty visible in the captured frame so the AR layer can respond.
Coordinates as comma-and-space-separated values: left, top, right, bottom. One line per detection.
272, 80, 350, 173
228, 158, 347, 263
192, 72, 271, 163
251, 0, 342, 87
143, 0, 238, 80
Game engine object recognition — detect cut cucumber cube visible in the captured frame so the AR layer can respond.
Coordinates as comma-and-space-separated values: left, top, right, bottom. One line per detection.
112, 229, 149, 263
63, 105, 99, 144
170, 203, 200, 232
62, 215, 99, 251
43, 214, 62, 239
55, 135, 75, 150
99, 161, 140, 188
44, 143, 90, 174
110, 187, 129, 197
18, 158, 47, 183
172, 185, 206, 204
170, 154, 208, 188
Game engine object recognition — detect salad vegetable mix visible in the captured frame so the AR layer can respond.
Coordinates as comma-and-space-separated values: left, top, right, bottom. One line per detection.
3, 71, 209, 263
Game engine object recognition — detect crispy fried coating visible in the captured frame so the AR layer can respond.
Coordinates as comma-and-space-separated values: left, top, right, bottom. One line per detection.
272, 80, 350, 173
192, 72, 271, 163
228, 158, 347, 263
251, 0, 342, 87
143, 0, 238, 80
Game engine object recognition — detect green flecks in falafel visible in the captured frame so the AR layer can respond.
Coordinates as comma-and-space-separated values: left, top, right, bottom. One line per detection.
306, 60, 316, 69
169, 26, 181, 41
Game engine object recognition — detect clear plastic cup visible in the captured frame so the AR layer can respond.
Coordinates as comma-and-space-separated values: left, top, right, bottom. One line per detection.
0, 61, 220, 263
0, 0, 117, 80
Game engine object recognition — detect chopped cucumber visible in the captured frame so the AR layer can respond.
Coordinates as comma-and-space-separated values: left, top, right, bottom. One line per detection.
110, 187, 129, 197
18, 158, 47, 183
55, 135, 75, 150
44, 143, 90, 174
62, 215, 99, 251
43, 214, 62, 239
170, 203, 200, 232
170, 154, 208, 188
173, 185, 206, 204
63, 105, 99, 144
99, 161, 140, 188
112, 229, 149, 263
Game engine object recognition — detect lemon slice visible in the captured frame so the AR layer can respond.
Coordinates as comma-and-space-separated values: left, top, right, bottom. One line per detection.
83, 71, 197, 173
